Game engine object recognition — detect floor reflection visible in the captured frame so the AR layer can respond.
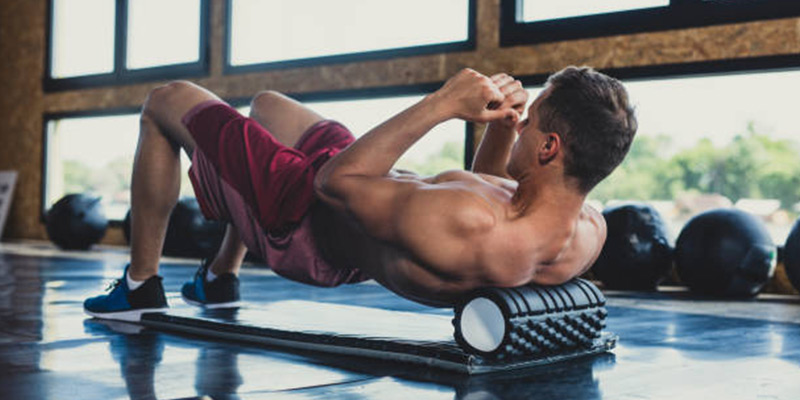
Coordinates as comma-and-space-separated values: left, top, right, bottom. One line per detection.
81, 312, 617, 400
1, 250, 799, 399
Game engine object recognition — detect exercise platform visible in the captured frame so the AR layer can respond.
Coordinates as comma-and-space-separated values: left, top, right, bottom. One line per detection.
140, 298, 616, 375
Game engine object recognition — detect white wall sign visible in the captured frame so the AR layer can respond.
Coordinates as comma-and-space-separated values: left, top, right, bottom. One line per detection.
0, 171, 18, 240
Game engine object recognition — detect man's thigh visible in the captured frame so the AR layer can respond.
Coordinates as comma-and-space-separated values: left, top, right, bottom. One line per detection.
144, 81, 224, 155
249, 91, 325, 148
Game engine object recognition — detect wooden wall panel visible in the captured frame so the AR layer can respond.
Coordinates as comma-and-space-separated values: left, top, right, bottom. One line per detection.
0, 0, 47, 240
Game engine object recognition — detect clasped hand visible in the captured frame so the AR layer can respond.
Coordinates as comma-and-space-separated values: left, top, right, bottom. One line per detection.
432, 69, 529, 125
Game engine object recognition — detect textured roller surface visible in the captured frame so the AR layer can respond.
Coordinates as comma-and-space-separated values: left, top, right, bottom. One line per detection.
454, 278, 609, 360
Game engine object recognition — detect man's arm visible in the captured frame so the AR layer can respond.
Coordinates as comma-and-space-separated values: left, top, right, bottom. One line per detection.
471, 74, 528, 178
314, 69, 517, 239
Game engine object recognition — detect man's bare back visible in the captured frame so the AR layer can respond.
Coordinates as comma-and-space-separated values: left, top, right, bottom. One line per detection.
313, 168, 606, 306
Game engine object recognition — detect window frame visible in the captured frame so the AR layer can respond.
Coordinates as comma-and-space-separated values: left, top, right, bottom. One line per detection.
223, 0, 478, 74
44, 0, 211, 91
41, 84, 475, 224
500, 0, 800, 46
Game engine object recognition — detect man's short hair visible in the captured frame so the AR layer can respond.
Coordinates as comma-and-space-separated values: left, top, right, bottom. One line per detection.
538, 66, 637, 193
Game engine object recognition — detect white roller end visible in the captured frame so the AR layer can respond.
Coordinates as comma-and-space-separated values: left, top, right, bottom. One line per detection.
459, 297, 506, 353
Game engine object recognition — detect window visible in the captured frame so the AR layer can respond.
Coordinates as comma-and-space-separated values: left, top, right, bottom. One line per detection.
524, 69, 800, 242
49, 0, 116, 78
238, 94, 471, 175
46, 0, 209, 90
501, 0, 800, 46
43, 112, 194, 221
126, 0, 202, 69
227, 0, 475, 71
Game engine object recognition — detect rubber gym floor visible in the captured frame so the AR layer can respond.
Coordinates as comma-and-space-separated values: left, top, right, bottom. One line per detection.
1, 242, 798, 400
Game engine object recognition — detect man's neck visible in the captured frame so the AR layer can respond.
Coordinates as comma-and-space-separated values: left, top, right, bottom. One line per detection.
510, 171, 586, 218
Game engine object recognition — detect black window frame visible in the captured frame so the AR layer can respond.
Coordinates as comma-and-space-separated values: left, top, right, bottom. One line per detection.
223, 0, 478, 74
501, 0, 800, 46
44, 0, 211, 92
41, 83, 475, 224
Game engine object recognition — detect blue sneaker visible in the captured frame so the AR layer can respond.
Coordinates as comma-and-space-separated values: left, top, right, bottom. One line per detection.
83, 265, 169, 321
181, 260, 241, 309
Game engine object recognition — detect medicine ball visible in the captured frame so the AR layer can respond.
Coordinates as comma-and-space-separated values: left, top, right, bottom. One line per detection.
591, 203, 673, 290
675, 208, 777, 297
46, 193, 108, 250
163, 197, 225, 258
121, 199, 225, 258
783, 218, 800, 293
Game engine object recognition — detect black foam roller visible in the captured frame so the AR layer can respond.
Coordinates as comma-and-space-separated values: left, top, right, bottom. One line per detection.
453, 278, 607, 360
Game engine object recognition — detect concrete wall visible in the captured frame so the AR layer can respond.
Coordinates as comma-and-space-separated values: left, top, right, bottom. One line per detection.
1, 0, 799, 244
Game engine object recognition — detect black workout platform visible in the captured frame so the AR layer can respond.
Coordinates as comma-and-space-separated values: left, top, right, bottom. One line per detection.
140, 300, 616, 375
1, 243, 799, 399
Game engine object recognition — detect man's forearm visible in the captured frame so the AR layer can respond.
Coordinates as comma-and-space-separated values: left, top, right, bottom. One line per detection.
471, 122, 516, 178
315, 69, 513, 205
316, 95, 449, 192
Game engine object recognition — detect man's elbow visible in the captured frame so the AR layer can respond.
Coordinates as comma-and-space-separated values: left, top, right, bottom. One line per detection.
313, 168, 359, 210
313, 170, 339, 203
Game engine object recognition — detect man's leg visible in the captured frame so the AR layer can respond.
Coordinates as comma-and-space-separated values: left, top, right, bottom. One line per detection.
206, 225, 248, 277
204, 90, 325, 278
85, 81, 228, 319
129, 81, 223, 281
249, 90, 325, 148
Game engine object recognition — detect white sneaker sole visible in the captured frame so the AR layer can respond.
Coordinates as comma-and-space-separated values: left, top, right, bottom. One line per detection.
84, 307, 169, 322
181, 293, 242, 309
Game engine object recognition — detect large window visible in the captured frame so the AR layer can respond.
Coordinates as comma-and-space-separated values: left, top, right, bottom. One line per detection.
525, 69, 800, 242
49, 0, 116, 78
226, 0, 475, 71
125, 0, 203, 70
501, 0, 800, 46
46, 0, 209, 90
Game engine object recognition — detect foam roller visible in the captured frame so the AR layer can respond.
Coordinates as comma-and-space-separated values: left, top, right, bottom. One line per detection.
453, 278, 607, 360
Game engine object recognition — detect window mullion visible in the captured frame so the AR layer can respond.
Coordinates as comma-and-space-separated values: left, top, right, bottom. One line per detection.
114, 0, 128, 79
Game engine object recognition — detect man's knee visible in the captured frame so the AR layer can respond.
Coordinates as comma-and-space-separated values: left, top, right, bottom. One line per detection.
249, 90, 287, 118
142, 80, 198, 118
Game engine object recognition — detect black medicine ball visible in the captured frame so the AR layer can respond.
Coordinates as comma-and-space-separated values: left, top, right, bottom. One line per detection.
46, 193, 108, 250
591, 203, 674, 290
783, 218, 800, 293
122, 199, 224, 258
122, 198, 225, 258
675, 208, 776, 297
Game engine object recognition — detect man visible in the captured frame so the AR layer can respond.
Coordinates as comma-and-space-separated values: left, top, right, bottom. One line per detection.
84, 66, 636, 320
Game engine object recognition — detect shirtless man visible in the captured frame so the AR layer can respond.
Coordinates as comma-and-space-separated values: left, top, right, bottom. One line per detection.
84, 66, 636, 320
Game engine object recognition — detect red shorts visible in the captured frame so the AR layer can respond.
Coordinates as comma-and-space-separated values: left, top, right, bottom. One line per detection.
183, 100, 367, 287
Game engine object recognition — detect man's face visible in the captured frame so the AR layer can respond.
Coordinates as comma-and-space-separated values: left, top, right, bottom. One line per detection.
507, 87, 552, 178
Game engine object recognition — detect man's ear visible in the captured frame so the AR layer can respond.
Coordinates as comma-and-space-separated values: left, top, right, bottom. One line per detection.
538, 133, 561, 164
